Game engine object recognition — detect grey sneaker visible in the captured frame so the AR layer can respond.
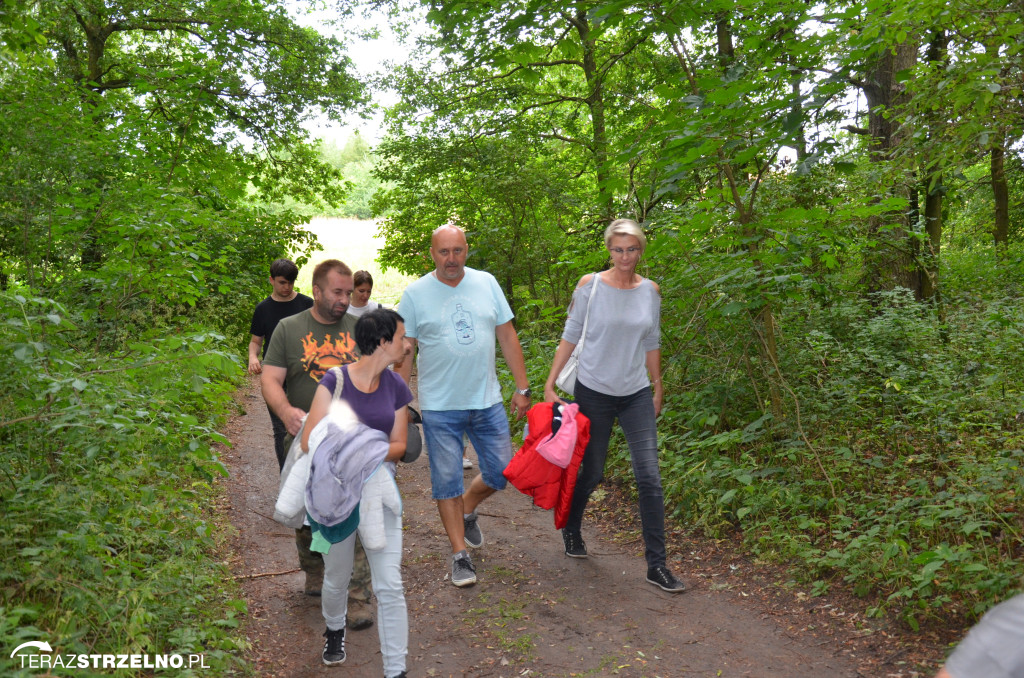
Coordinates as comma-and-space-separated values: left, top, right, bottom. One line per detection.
451, 552, 477, 587
646, 566, 686, 593
463, 512, 483, 548
322, 626, 346, 665
562, 529, 588, 558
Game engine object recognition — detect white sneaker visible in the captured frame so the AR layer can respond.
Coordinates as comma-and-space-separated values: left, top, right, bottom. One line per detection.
462, 457, 473, 469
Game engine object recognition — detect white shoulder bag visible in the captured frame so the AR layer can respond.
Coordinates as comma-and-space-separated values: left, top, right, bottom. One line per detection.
555, 273, 598, 396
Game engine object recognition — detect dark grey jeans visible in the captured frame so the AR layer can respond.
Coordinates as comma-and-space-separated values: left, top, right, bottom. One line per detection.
566, 379, 667, 569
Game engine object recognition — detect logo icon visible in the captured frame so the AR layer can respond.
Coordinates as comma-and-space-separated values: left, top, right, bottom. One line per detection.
451, 304, 475, 345
10, 641, 52, 657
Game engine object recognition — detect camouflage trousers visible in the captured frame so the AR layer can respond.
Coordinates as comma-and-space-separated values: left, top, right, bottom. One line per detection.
295, 526, 371, 603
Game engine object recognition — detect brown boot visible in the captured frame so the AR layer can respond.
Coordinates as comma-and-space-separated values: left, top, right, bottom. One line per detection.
304, 568, 324, 597
346, 597, 374, 630
346, 537, 374, 629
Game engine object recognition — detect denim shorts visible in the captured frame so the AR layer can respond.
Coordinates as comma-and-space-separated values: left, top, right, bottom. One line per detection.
422, 402, 512, 500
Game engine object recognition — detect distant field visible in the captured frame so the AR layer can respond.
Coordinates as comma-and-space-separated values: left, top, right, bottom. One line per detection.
293, 217, 416, 307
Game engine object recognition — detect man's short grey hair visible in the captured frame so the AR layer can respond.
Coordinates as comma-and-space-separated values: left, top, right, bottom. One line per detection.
604, 218, 646, 251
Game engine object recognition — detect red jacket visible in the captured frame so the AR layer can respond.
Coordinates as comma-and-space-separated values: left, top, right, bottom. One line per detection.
503, 402, 590, 529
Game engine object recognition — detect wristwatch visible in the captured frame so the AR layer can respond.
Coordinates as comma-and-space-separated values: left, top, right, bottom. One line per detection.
515, 387, 532, 398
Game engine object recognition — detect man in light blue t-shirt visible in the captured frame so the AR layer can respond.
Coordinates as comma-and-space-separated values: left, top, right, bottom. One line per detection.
397, 225, 531, 588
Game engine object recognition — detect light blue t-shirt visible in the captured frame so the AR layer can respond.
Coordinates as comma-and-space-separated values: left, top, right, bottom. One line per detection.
398, 267, 514, 411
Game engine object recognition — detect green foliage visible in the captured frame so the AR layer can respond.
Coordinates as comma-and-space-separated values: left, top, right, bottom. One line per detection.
576, 239, 1024, 628
0, 292, 248, 675
293, 218, 415, 307
321, 135, 384, 219
258, 135, 388, 220
1, 0, 1020, 653
0, 0, 364, 298
367, 0, 1024, 631
0, 0, 365, 668
372, 132, 600, 314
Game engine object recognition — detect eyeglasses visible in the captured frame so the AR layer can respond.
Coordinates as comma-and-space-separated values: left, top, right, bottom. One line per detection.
609, 247, 641, 255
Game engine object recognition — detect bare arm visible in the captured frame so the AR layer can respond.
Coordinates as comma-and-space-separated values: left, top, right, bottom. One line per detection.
395, 336, 417, 385
646, 279, 663, 416
495, 320, 531, 419
386, 406, 408, 462
934, 668, 953, 678
261, 365, 306, 436
646, 348, 663, 416
543, 338, 577, 404
300, 384, 332, 453
247, 335, 264, 374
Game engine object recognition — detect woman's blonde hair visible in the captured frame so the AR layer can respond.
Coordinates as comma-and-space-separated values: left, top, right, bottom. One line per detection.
604, 218, 646, 251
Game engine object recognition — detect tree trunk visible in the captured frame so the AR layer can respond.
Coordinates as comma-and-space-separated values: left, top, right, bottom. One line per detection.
63, 13, 111, 270
716, 11, 783, 418
569, 10, 614, 227
920, 30, 947, 304
992, 139, 1010, 251
861, 39, 921, 298
921, 175, 943, 301
715, 14, 735, 64
784, 34, 806, 163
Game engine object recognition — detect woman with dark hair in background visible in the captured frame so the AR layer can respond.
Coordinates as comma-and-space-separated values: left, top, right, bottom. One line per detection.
348, 270, 384, 318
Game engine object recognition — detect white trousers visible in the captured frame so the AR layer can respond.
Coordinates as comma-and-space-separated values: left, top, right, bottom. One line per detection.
322, 506, 407, 678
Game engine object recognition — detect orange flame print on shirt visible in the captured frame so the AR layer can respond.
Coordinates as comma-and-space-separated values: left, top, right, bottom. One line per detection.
300, 331, 358, 382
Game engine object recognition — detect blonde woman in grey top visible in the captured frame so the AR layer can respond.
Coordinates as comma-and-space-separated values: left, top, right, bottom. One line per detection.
543, 218, 686, 593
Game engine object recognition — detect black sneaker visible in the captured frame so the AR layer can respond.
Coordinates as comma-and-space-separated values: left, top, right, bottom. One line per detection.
562, 529, 588, 558
451, 552, 477, 587
646, 566, 686, 593
322, 627, 346, 666
463, 512, 483, 548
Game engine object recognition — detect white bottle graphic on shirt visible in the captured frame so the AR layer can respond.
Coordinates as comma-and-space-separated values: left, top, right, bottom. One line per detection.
452, 304, 475, 345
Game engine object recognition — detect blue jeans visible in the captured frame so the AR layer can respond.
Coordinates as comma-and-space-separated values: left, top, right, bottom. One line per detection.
567, 380, 667, 569
422, 403, 512, 500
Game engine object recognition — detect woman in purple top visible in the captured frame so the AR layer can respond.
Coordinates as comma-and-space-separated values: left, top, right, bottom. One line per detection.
301, 308, 413, 677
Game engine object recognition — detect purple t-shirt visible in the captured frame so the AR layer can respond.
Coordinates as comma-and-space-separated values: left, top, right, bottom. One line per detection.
319, 365, 413, 436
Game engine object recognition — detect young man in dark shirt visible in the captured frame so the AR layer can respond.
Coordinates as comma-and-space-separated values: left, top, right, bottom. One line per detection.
248, 258, 313, 469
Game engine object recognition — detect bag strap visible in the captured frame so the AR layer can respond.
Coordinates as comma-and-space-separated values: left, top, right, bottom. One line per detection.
575, 273, 599, 353
330, 366, 347, 403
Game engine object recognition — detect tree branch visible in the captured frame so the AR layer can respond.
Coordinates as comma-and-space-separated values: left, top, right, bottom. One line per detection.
538, 132, 592, 150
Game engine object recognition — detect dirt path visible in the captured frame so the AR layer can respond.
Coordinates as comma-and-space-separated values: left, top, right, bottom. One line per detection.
220, 377, 947, 677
